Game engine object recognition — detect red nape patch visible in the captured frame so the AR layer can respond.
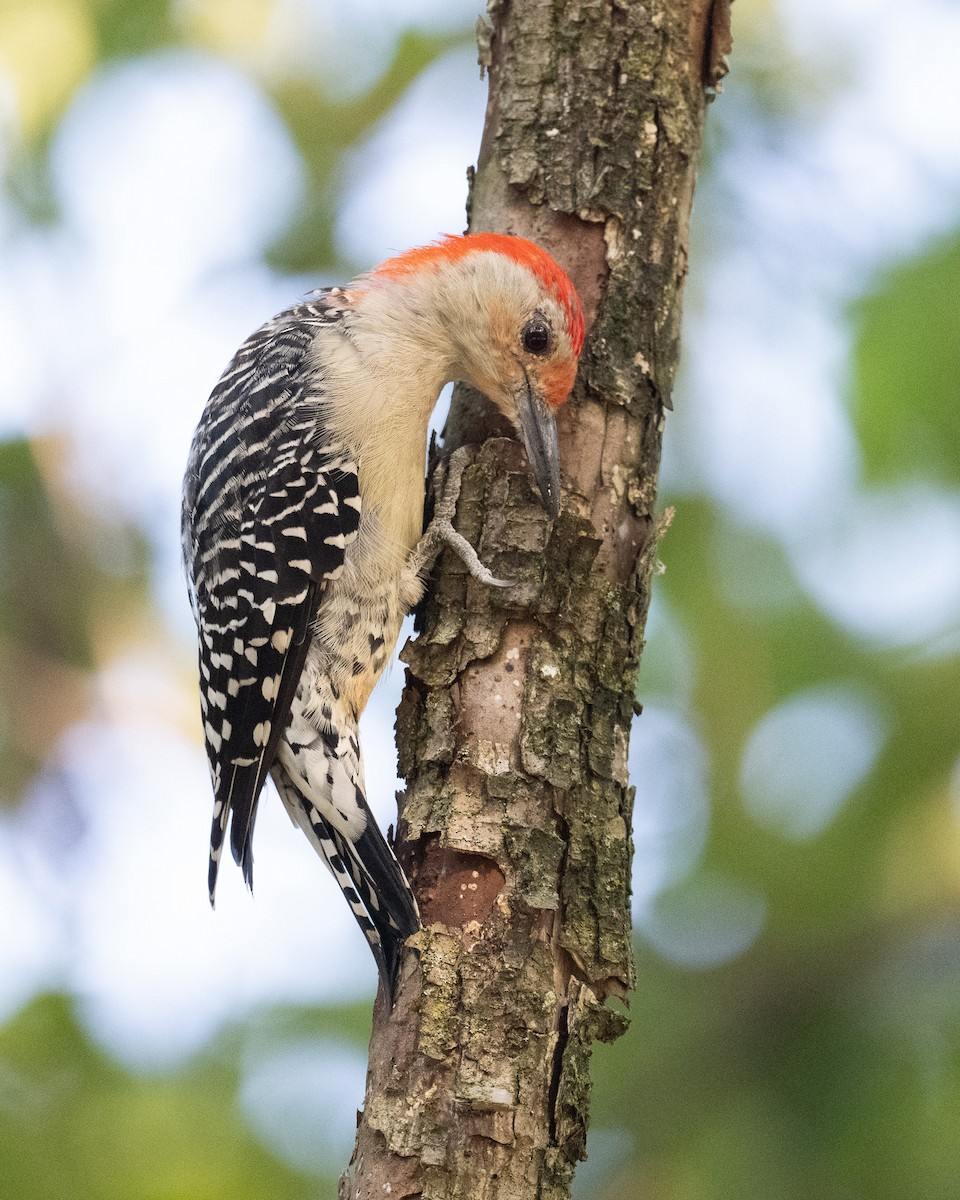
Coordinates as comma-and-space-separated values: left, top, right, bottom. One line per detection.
373, 233, 585, 358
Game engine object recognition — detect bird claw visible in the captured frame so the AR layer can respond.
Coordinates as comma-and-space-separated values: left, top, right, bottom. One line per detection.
409, 448, 514, 587
434, 520, 515, 589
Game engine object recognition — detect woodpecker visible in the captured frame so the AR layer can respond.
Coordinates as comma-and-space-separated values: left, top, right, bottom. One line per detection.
182, 233, 585, 1001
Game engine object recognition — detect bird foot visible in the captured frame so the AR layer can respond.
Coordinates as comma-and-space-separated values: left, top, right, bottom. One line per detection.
410, 447, 515, 588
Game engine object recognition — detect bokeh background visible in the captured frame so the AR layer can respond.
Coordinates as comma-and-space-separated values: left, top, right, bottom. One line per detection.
1, 0, 959, 1196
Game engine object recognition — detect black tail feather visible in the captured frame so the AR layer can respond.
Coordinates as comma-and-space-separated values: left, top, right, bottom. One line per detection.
328, 820, 420, 1006
269, 760, 420, 1005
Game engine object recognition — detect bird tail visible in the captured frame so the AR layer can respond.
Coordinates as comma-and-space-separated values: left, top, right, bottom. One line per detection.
272, 758, 419, 1005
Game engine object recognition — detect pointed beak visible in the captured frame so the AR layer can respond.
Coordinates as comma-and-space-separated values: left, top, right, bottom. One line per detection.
517, 377, 561, 519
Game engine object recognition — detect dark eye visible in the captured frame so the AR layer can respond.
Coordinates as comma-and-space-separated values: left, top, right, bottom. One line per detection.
522, 319, 551, 356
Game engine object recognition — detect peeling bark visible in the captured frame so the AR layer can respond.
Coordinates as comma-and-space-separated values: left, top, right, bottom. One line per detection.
340, 2, 723, 1196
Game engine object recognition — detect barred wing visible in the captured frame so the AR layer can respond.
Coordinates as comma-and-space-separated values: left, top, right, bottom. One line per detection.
182, 298, 360, 898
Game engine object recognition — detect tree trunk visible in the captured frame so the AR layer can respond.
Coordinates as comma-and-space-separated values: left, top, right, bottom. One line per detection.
340, 2, 728, 1196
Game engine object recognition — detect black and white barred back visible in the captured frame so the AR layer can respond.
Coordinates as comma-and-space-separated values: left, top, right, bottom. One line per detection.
182, 291, 419, 1000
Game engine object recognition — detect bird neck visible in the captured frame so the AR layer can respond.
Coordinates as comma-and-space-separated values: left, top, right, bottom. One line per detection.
318, 283, 457, 557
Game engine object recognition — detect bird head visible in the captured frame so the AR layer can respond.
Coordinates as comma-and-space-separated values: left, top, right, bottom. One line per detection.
369, 233, 585, 518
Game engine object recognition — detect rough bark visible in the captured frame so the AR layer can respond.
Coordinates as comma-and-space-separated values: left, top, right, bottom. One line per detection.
340, 2, 727, 1197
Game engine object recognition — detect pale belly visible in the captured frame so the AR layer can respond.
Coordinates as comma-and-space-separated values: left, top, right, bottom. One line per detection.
302, 515, 426, 719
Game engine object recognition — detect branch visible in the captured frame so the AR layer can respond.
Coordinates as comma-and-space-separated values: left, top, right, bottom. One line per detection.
341, 2, 723, 1195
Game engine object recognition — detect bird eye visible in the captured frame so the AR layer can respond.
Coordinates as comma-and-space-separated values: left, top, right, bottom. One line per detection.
522, 320, 551, 356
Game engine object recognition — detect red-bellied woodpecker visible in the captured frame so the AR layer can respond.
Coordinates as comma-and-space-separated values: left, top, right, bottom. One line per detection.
182, 233, 585, 1001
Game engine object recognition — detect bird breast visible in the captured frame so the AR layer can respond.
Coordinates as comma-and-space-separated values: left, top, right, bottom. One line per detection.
305, 507, 426, 719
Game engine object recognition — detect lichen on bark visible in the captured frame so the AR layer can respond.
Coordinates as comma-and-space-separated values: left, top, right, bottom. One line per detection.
340, 2, 723, 1197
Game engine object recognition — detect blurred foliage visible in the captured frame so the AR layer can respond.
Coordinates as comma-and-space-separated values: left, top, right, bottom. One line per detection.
0, 0, 469, 268
0, 0, 179, 219
582, 493, 960, 1197
577, 207, 960, 1196
268, 27, 465, 272
0, 438, 148, 804
854, 233, 960, 488
1, 0, 960, 1198
647, 501, 960, 928
588, 924, 960, 1200
0, 993, 347, 1199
